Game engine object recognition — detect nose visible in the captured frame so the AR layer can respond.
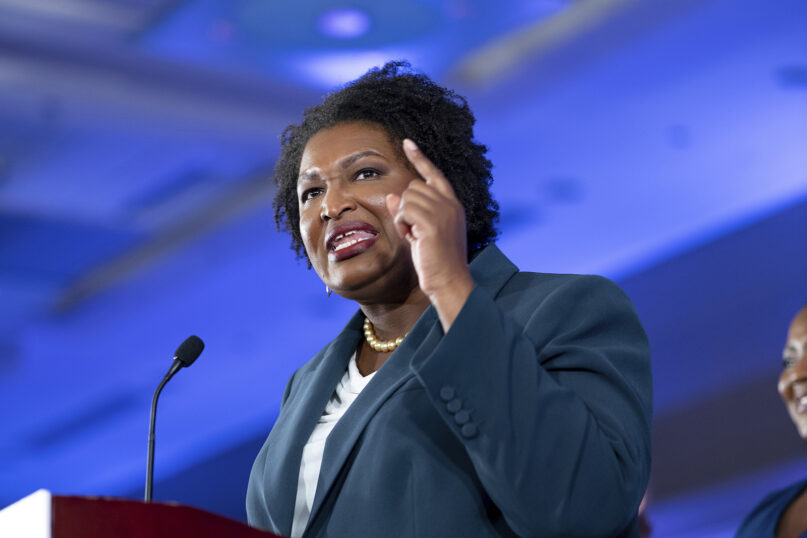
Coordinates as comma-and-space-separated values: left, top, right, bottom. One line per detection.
320, 182, 356, 221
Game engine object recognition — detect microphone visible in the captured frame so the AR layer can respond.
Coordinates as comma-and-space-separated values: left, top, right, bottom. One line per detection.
145, 335, 205, 503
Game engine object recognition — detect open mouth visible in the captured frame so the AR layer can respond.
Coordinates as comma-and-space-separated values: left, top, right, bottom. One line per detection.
330, 230, 377, 252
326, 222, 379, 261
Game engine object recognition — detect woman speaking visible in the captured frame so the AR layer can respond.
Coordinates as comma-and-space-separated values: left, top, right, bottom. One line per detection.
246, 62, 652, 537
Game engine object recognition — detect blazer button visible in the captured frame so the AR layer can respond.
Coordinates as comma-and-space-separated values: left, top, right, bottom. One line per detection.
461, 423, 478, 438
440, 386, 455, 401
446, 398, 462, 413
454, 410, 470, 424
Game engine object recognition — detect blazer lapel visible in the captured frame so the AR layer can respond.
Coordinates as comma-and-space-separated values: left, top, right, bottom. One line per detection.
263, 313, 363, 535
303, 244, 518, 533
306, 305, 444, 530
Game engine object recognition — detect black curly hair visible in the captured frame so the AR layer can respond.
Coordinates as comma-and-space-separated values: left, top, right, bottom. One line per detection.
272, 60, 499, 262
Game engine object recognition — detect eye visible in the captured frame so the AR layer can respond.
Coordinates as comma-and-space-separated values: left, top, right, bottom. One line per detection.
355, 168, 380, 180
301, 187, 323, 203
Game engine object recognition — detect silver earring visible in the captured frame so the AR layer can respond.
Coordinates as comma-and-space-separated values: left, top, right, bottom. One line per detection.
326, 285, 332, 297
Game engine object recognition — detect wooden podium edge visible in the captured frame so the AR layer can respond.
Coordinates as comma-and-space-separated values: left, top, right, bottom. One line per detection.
51, 494, 282, 538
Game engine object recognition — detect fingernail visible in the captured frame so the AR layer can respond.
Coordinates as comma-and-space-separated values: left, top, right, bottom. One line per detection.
403, 139, 418, 151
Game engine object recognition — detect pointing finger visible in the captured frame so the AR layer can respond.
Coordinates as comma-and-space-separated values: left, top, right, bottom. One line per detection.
403, 139, 456, 199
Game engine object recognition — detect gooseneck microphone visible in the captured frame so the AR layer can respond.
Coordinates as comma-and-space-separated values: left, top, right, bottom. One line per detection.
145, 335, 205, 503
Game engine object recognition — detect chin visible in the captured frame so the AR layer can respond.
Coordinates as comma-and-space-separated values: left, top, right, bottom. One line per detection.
330, 253, 414, 295
331, 258, 384, 284
325, 269, 385, 298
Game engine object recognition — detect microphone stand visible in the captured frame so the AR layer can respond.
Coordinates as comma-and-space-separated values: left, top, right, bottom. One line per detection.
145, 360, 182, 503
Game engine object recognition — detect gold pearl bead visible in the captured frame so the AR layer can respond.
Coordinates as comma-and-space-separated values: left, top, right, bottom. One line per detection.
363, 318, 407, 352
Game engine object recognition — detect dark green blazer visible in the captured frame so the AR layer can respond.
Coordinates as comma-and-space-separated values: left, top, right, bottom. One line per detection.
247, 245, 652, 537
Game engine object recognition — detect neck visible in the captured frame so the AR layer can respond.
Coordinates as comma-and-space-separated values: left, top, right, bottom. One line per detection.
359, 286, 431, 341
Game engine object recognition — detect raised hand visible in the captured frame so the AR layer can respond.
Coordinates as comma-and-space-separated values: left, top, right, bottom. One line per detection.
385, 139, 475, 331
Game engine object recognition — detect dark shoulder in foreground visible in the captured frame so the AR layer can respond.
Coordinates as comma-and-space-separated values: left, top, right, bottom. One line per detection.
736, 478, 807, 538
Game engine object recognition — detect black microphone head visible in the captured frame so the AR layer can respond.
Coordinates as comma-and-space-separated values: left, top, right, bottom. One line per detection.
173, 335, 204, 367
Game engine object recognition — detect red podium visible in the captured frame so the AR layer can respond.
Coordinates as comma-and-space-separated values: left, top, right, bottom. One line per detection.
0, 489, 283, 538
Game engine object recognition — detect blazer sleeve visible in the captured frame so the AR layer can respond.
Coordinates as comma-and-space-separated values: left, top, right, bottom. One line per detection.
410, 274, 652, 536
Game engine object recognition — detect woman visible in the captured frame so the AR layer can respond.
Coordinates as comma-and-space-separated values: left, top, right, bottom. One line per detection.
736, 303, 807, 537
246, 62, 652, 537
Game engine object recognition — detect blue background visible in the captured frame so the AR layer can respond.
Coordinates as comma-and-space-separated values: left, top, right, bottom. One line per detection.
0, 0, 806, 535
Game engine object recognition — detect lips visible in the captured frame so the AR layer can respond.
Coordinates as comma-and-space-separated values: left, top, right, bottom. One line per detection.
326, 221, 378, 261
798, 395, 807, 414
790, 382, 807, 414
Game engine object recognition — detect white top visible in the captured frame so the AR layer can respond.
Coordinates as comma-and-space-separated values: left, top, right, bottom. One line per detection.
290, 352, 376, 538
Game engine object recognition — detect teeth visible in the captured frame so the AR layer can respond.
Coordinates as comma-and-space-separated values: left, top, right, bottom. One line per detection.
333, 236, 369, 252
332, 230, 357, 243
331, 230, 365, 250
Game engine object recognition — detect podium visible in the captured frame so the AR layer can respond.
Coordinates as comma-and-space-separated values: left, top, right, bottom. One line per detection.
0, 490, 282, 538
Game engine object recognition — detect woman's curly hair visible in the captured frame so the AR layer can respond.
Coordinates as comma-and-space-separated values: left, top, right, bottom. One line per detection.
272, 60, 499, 261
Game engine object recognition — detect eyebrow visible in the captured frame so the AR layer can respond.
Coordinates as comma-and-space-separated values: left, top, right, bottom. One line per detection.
297, 150, 385, 184
340, 150, 384, 169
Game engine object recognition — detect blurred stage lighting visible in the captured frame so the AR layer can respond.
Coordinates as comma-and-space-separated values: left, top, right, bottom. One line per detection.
317, 8, 372, 39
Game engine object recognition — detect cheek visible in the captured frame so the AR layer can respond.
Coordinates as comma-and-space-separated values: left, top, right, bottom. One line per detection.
297, 212, 329, 274
364, 192, 395, 227
365, 190, 392, 211
299, 222, 311, 249
298, 211, 317, 250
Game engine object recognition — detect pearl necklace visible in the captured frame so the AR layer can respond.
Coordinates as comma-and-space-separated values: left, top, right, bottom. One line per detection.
363, 318, 406, 352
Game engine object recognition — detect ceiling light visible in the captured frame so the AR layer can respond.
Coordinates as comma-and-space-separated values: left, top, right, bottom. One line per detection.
317, 7, 371, 39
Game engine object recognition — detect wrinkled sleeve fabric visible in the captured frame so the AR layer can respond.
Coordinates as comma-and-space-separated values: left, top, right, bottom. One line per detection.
410, 274, 652, 536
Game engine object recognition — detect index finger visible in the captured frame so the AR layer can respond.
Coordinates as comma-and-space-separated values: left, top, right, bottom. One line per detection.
402, 139, 455, 198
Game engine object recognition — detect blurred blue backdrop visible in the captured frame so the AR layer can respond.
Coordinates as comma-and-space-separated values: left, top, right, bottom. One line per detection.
0, 0, 805, 536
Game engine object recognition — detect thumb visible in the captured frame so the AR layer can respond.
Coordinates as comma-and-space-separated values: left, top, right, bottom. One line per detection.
386, 193, 411, 240
386, 193, 401, 215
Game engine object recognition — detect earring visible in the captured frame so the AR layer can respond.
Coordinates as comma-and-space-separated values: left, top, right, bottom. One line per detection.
326, 285, 332, 297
